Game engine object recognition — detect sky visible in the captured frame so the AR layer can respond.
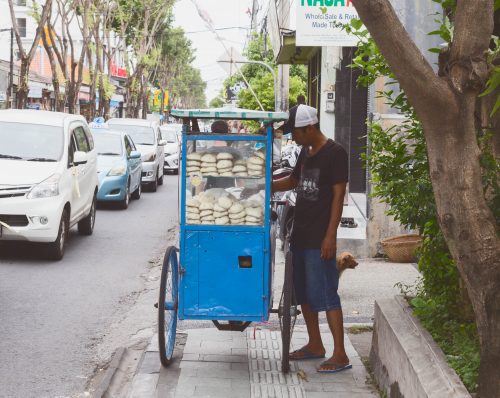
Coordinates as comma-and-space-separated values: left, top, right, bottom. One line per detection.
172, 0, 267, 102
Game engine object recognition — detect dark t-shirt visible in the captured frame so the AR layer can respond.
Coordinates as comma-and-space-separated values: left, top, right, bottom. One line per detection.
291, 139, 348, 249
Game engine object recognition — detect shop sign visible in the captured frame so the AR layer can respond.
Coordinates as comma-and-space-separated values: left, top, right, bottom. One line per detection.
28, 86, 43, 99
296, 0, 359, 47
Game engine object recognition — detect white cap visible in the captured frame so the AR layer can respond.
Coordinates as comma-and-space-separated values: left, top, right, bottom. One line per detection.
294, 104, 318, 128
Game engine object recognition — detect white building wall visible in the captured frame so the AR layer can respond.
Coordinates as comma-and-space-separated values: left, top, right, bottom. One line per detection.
319, 46, 342, 140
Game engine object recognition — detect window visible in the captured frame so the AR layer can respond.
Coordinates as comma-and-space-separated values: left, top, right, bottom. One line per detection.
124, 136, 132, 157
83, 126, 94, 150
16, 18, 26, 38
73, 126, 90, 152
68, 135, 77, 167
16, 0, 27, 6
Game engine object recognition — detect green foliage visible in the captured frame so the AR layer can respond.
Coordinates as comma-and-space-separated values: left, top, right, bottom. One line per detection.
222, 33, 307, 111
411, 296, 480, 392
480, 36, 500, 116
209, 97, 224, 108
98, 73, 116, 101
342, 12, 500, 392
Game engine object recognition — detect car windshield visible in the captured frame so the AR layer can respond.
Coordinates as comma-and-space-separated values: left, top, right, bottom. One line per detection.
93, 133, 123, 156
161, 130, 177, 143
0, 122, 63, 161
109, 124, 155, 145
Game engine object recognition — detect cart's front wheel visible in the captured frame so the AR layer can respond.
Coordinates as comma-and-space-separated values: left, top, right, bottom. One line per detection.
158, 246, 179, 367
279, 249, 297, 373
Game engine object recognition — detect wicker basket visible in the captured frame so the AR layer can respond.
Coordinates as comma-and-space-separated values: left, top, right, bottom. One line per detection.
381, 234, 422, 263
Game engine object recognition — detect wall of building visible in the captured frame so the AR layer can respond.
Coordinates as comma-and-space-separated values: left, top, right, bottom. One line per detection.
367, 0, 443, 256
319, 46, 342, 139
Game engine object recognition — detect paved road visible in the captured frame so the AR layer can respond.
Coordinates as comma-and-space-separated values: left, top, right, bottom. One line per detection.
0, 175, 179, 398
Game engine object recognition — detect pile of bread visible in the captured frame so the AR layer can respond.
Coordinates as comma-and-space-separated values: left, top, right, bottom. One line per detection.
186, 188, 264, 225
186, 150, 265, 178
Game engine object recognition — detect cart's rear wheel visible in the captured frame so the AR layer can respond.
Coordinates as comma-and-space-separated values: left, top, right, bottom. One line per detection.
158, 246, 179, 367
279, 249, 297, 373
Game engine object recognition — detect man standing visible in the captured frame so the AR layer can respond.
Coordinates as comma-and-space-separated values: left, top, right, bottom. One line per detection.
272, 104, 351, 373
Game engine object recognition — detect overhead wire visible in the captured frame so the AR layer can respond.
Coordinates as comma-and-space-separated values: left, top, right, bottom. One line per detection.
190, 0, 265, 110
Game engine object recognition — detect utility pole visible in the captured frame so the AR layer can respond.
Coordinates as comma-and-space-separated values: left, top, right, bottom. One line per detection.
251, 0, 258, 31
9, 27, 14, 109
277, 0, 290, 111
0, 28, 14, 109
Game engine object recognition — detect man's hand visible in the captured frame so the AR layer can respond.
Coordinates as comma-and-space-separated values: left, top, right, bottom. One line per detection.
321, 237, 336, 260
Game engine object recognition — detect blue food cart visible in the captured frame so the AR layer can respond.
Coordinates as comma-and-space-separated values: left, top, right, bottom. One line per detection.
157, 107, 297, 373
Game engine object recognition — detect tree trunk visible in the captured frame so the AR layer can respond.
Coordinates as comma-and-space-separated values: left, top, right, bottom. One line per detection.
350, 1, 500, 396
423, 104, 500, 397
16, 59, 30, 109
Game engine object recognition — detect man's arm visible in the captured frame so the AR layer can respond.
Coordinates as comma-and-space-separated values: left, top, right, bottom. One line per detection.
321, 182, 347, 260
272, 175, 299, 193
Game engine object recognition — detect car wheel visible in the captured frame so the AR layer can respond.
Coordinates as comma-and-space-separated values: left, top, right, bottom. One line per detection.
150, 173, 158, 192
46, 209, 68, 261
158, 168, 164, 186
78, 195, 96, 235
119, 182, 130, 209
131, 180, 141, 200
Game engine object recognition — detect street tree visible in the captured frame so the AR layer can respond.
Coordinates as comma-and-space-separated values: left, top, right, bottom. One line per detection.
350, 1, 499, 396
112, 0, 174, 118
151, 26, 195, 114
223, 33, 307, 110
41, 0, 93, 114
8, 0, 52, 109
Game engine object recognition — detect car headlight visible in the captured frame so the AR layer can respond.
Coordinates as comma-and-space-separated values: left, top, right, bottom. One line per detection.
144, 153, 156, 162
27, 174, 60, 199
108, 165, 127, 176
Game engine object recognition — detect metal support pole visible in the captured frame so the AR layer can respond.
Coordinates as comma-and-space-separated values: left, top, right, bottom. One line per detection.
9, 28, 14, 109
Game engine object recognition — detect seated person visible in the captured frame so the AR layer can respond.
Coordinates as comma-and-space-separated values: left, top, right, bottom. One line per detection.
211, 120, 229, 134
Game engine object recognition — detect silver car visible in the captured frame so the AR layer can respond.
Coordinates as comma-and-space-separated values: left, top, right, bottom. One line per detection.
108, 118, 166, 192
160, 124, 182, 174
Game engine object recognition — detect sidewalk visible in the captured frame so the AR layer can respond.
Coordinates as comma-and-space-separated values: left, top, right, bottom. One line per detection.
129, 325, 378, 398
107, 245, 420, 397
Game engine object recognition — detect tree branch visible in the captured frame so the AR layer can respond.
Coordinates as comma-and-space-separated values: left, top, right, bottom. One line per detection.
351, 0, 459, 118
448, 0, 494, 93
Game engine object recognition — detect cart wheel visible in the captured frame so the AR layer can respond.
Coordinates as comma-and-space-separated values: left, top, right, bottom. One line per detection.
158, 246, 179, 367
279, 249, 297, 373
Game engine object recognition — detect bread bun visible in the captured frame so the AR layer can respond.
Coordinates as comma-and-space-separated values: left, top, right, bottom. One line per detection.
216, 152, 233, 160
248, 156, 265, 165
201, 153, 217, 163
187, 153, 202, 161
218, 196, 233, 210
215, 216, 230, 225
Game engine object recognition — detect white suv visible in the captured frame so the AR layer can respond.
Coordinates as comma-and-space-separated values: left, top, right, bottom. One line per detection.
108, 118, 165, 191
0, 110, 98, 260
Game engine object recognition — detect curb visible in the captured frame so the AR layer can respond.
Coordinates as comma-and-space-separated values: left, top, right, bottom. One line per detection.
92, 347, 127, 398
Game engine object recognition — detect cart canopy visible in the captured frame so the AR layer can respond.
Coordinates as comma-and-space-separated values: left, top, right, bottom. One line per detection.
171, 106, 288, 122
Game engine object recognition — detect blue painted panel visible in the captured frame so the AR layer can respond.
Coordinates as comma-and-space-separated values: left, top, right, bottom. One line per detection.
179, 231, 199, 321
181, 231, 265, 319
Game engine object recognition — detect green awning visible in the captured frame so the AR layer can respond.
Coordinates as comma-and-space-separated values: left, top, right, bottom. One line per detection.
171, 106, 288, 121
276, 33, 318, 65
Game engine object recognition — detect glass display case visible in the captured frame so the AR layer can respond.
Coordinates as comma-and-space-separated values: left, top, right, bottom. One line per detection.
184, 139, 267, 226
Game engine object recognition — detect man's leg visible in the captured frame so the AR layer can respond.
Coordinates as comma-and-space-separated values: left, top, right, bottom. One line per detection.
319, 307, 349, 370
297, 303, 325, 355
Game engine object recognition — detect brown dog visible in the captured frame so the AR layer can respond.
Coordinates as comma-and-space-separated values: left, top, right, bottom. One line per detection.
336, 252, 358, 277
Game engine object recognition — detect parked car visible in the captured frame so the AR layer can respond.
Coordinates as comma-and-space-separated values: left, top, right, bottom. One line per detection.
160, 124, 182, 174
90, 128, 142, 209
107, 118, 165, 191
0, 110, 98, 260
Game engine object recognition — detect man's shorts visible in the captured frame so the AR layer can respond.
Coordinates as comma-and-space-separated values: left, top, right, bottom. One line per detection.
292, 248, 341, 313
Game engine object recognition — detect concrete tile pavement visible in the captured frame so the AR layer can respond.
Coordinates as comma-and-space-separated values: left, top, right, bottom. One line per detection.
125, 245, 419, 397
127, 325, 378, 398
